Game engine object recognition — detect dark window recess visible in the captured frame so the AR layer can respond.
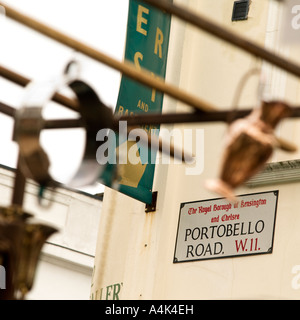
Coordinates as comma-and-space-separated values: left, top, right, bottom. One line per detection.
232, 0, 250, 21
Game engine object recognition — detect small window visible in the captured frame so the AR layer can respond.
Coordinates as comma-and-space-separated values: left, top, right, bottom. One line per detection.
232, 0, 250, 21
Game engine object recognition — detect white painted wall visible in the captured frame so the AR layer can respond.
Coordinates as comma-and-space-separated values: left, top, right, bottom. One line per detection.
27, 255, 93, 300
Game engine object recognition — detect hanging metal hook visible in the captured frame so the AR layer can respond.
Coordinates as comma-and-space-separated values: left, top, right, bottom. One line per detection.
227, 66, 262, 124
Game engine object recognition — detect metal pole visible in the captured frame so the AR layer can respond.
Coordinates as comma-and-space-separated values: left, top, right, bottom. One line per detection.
11, 155, 26, 207
0, 65, 79, 111
0, 3, 216, 113
2, 98, 300, 130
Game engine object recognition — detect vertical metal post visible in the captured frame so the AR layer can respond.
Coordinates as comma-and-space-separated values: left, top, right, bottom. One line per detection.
11, 155, 26, 207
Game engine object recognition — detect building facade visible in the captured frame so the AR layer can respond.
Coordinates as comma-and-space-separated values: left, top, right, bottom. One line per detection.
91, 0, 300, 300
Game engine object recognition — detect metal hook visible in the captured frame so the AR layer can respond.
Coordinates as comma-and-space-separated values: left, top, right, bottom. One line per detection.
227, 67, 262, 124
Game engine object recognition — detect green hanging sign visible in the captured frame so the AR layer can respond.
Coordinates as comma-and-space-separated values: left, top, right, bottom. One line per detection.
106, 0, 172, 204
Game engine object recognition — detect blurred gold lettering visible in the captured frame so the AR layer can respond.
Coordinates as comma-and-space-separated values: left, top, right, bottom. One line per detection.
134, 52, 143, 70
154, 27, 163, 58
137, 5, 149, 36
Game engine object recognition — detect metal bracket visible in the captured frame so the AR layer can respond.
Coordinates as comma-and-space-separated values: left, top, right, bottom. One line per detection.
145, 191, 158, 213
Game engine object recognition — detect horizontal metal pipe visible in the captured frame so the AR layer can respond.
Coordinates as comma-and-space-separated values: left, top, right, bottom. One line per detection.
2, 99, 300, 131
0, 100, 83, 128
0, 65, 79, 111
119, 106, 300, 126
0, 101, 15, 117
0, 2, 216, 113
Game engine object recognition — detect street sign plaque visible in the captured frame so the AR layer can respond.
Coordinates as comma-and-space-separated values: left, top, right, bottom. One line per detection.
174, 191, 278, 263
